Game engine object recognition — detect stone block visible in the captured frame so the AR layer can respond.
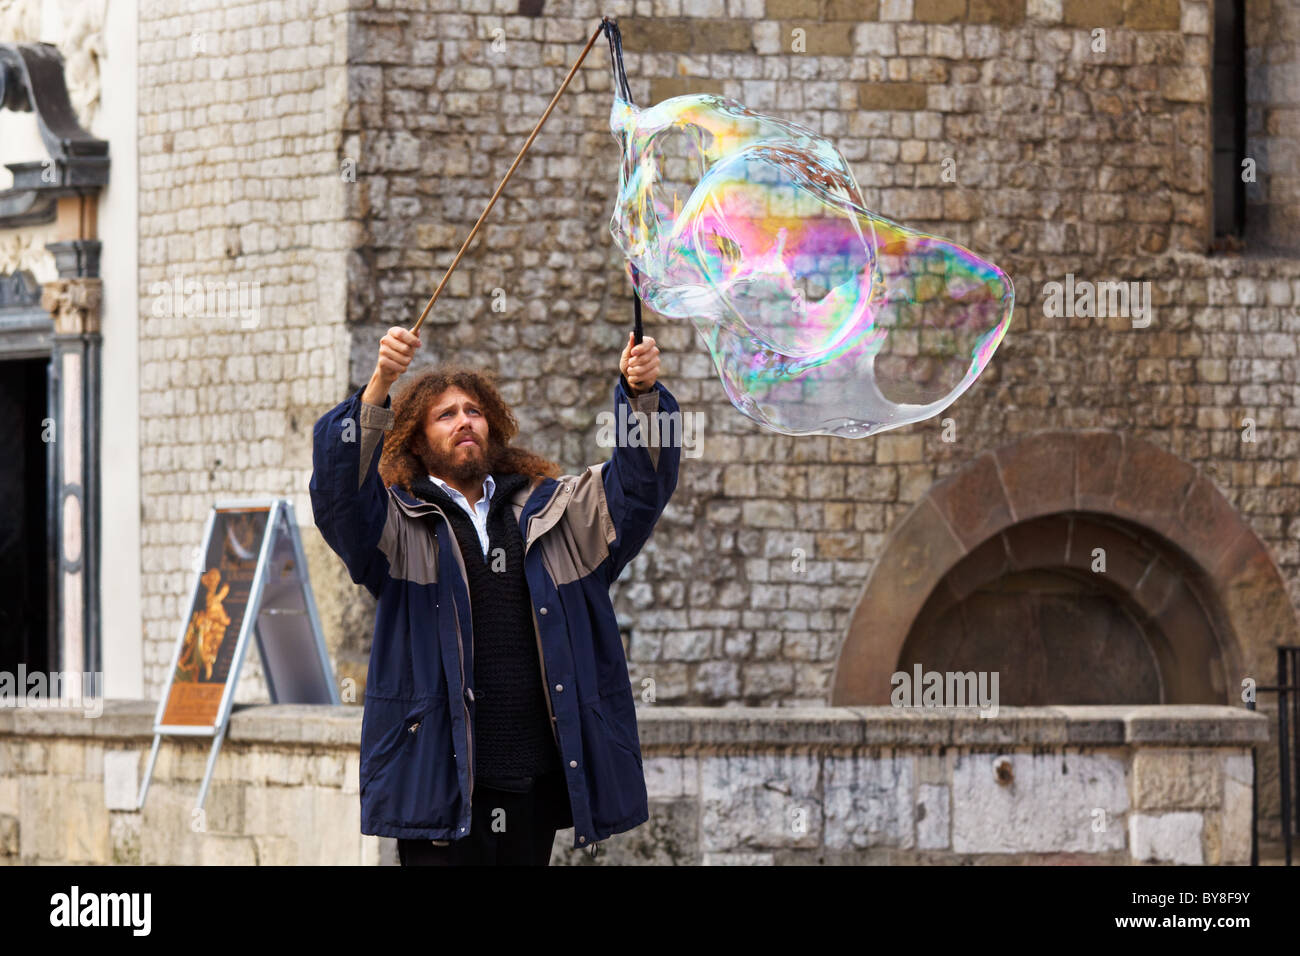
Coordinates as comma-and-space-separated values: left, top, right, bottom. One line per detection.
916, 782, 951, 848
110, 813, 141, 865
1128, 811, 1203, 864
18, 777, 59, 861
0, 814, 17, 857
251, 834, 300, 865
305, 788, 361, 863
1160, 65, 1205, 102
243, 784, 314, 838
308, 752, 347, 789
858, 82, 928, 110
49, 740, 86, 776
200, 833, 259, 865
1221, 776, 1251, 865
952, 751, 1128, 853
649, 77, 726, 102
915, 0, 965, 23
1063, 0, 1122, 27
1026, 0, 1062, 23
993, 431, 1077, 520
824, 754, 914, 849
1123, 0, 1178, 31
139, 786, 205, 865
781, 21, 855, 55
854, 22, 897, 56
700, 754, 822, 851
767, 0, 822, 18
341, 752, 361, 796
926, 451, 1012, 550
63, 780, 112, 863
703, 851, 775, 864
827, 0, 880, 18
104, 750, 141, 811
968, 0, 1025, 24
1131, 749, 1221, 809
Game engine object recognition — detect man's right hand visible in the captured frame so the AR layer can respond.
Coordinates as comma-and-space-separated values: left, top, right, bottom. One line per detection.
363, 326, 421, 405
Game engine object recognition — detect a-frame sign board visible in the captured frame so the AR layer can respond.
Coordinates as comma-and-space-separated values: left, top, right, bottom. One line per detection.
137, 498, 339, 813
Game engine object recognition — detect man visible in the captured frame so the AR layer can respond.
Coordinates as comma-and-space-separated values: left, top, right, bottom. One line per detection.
309, 325, 679, 865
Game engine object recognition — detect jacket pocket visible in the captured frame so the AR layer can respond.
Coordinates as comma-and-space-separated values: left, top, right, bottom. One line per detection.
364, 696, 462, 828
360, 697, 442, 784
598, 690, 644, 768
582, 698, 646, 827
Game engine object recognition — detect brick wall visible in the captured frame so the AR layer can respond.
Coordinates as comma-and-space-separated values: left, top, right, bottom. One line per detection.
137, 0, 353, 699
335, 0, 1300, 707
134, 1, 1300, 707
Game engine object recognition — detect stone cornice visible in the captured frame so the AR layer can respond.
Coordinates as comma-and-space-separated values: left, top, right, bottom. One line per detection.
0, 700, 1269, 748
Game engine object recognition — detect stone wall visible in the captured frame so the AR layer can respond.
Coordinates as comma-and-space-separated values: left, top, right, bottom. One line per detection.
332, 0, 1300, 712
1245, 0, 1300, 250
0, 702, 1266, 865
137, 0, 355, 700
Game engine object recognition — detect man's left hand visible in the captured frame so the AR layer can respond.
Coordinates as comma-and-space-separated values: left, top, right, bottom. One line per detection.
620, 332, 660, 394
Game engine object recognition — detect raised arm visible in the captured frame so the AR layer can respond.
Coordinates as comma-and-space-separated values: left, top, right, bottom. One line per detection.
603, 333, 680, 582
308, 326, 420, 597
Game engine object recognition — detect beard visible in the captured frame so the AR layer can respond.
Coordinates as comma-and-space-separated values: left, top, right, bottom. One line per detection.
415, 431, 502, 485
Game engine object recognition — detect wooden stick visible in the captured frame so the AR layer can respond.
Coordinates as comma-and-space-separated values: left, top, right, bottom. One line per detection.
410, 18, 610, 335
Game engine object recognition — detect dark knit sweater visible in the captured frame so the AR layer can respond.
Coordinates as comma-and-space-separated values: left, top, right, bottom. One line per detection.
409, 471, 561, 790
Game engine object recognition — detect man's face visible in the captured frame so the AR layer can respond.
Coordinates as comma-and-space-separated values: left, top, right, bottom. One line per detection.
420, 386, 492, 483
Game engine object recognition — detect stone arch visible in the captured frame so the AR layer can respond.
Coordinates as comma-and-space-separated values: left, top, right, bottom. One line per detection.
831, 430, 1298, 705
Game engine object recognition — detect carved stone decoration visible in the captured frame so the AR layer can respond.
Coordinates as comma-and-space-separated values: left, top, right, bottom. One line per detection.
0, 229, 56, 281
0, 42, 109, 228
40, 276, 100, 334
0, 268, 48, 358
0, 0, 40, 45
60, 0, 105, 131
0, 268, 40, 308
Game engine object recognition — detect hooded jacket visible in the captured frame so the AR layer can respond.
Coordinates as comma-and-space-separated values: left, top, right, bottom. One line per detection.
309, 375, 680, 850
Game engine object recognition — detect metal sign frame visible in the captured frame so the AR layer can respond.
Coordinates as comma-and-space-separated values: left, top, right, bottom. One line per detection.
136, 497, 338, 814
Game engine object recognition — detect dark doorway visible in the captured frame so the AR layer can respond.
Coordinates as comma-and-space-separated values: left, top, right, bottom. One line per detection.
897, 513, 1229, 706
902, 567, 1163, 705
0, 358, 51, 677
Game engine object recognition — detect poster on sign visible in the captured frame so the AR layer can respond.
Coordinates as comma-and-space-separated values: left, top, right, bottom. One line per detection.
138, 498, 338, 814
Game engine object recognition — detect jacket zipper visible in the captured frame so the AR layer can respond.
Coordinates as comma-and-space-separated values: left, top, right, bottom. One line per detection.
524, 485, 566, 750
530, 603, 561, 749
453, 585, 473, 811
420, 502, 475, 817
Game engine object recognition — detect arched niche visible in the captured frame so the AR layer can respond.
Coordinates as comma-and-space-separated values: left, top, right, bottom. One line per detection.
831, 431, 1298, 706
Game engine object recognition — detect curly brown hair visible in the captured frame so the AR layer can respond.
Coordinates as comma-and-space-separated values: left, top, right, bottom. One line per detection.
377, 364, 562, 493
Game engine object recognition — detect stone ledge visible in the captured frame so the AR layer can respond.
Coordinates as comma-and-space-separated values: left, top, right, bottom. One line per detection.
0, 701, 1267, 748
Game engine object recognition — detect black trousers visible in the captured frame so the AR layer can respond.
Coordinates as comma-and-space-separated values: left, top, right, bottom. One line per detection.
397, 768, 570, 866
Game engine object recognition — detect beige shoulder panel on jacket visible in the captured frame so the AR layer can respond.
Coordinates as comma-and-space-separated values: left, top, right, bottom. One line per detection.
511, 464, 617, 586
378, 494, 438, 585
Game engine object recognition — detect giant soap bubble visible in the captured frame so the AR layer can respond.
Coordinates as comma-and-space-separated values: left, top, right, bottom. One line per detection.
608, 91, 1014, 438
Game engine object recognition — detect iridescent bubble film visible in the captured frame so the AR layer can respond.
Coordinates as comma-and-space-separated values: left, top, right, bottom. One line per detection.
608, 91, 1014, 438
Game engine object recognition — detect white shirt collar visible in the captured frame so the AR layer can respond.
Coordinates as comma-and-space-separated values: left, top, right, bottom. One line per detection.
428, 472, 495, 508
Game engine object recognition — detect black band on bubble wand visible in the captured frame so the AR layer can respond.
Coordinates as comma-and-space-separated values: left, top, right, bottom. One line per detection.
631, 263, 644, 346
603, 18, 644, 348
602, 17, 633, 105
